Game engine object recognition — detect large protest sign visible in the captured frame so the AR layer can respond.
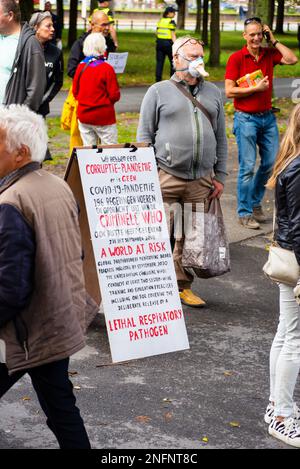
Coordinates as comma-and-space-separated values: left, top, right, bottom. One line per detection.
68, 145, 189, 363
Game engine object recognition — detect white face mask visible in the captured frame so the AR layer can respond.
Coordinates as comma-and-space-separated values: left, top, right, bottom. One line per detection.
176, 54, 209, 78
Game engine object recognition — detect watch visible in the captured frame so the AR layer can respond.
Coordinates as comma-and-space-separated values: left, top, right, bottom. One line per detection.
272, 40, 279, 47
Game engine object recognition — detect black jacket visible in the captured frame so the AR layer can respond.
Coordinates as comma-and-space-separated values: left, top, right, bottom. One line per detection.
38, 41, 64, 117
67, 31, 116, 78
276, 156, 300, 264
3, 23, 46, 112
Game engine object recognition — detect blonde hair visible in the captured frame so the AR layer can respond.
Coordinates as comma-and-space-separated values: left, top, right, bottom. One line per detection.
266, 103, 300, 189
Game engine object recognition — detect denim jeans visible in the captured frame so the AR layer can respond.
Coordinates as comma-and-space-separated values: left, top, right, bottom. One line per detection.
233, 111, 279, 217
0, 358, 91, 449
269, 283, 300, 418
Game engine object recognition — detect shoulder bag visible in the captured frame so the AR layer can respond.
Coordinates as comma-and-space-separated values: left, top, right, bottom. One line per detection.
182, 197, 230, 278
262, 208, 300, 286
169, 79, 214, 131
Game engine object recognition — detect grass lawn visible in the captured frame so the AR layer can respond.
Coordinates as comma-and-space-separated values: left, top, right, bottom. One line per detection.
62, 30, 300, 88
45, 98, 297, 177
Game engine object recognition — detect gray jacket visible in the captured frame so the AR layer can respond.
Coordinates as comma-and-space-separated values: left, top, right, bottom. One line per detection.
137, 75, 228, 184
3, 23, 46, 112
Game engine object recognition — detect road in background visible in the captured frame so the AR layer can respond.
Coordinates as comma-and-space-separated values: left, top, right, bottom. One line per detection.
49, 78, 300, 117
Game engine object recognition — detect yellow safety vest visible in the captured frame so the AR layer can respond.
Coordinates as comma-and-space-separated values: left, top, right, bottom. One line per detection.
156, 18, 175, 40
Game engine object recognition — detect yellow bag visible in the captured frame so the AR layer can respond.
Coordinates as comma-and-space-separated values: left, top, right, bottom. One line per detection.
60, 87, 83, 153
60, 87, 75, 131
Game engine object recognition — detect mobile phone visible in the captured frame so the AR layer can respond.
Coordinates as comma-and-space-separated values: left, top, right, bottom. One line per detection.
263, 30, 271, 42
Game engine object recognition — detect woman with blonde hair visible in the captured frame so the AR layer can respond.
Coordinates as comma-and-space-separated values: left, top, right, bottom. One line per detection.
264, 103, 300, 447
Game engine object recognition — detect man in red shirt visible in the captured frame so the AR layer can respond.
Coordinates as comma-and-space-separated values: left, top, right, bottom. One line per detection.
225, 18, 297, 229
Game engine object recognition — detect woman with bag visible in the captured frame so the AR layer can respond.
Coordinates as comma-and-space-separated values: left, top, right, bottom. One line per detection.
72, 32, 120, 146
264, 103, 300, 447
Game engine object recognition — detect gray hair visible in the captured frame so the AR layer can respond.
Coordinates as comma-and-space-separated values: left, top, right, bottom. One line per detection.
83, 32, 106, 57
0, 105, 48, 163
29, 11, 52, 29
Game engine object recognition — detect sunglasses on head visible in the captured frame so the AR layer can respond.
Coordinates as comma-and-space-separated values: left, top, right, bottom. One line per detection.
244, 17, 262, 26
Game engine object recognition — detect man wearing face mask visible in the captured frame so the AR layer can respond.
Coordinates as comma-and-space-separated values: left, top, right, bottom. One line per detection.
137, 36, 228, 308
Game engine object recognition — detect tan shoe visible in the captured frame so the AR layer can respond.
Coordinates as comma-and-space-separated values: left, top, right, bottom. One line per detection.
253, 206, 267, 223
239, 216, 260, 230
179, 289, 206, 308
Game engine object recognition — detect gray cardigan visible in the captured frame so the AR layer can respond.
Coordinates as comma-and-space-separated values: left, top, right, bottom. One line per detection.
3, 23, 46, 112
137, 75, 228, 184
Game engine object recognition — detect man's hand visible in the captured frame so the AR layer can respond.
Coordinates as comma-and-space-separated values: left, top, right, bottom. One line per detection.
262, 24, 275, 44
255, 76, 269, 92
208, 179, 224, 200
293, 280, 300, 305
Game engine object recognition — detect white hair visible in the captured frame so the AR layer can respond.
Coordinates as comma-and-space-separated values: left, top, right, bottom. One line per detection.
0, 105, 48, 163
83, 32, 106, 57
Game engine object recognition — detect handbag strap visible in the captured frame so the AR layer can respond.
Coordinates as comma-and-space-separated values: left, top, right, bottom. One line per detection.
169, 79, 214, 130
78, 58, 94, 85
272, 208, 276, 241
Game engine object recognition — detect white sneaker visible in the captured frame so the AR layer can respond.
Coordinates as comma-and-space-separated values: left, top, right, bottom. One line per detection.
269, 416, 300, 448
264, 402, 300, 424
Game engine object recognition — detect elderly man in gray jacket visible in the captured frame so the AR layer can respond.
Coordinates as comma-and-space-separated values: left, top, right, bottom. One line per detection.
137, 36, 228, 308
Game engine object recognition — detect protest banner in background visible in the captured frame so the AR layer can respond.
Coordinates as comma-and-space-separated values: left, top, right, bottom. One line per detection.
75, 145, 189, 363
107, 52, 128, 74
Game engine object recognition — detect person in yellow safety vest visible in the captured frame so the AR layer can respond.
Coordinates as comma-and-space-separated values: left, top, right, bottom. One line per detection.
156, 6, 177, 82
92, 0, 118, 49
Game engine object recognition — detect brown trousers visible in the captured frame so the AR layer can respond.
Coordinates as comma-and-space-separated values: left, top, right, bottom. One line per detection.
159, 168, 213, 290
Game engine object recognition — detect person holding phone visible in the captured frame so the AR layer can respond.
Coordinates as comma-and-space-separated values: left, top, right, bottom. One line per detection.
225, 17, 297, 230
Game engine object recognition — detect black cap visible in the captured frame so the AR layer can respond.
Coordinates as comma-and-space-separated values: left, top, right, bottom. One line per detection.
164, 6, 176, 14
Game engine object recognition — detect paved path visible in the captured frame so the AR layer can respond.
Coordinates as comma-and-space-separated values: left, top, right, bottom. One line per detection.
49, 77, 300, 117
1, 77, 297, 451
0, 237, 292, 450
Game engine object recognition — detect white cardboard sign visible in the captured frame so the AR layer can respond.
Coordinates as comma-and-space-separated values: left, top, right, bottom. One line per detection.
76, 146, 189, 362
107, 52, 128, 74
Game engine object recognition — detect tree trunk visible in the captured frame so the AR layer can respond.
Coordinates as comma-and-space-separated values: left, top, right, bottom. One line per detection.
275, 0, 285, 34
202, 0, 208, 45
19, 0, 33, 22
209, 0, 220, 66
68, 0, 78, 48
268, 0, 275, 29
195, 0, 202, 34
90, 0, 98, 13
176, 0, 186, 30
56, 0, 64, 30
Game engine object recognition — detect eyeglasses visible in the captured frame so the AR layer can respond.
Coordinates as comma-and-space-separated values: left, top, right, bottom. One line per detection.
244, 17, 262, 26
175, 37, 205, 55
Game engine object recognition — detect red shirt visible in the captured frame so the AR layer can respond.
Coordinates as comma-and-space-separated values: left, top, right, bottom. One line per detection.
225, 45, 282, 113
72, 60, 120, 126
